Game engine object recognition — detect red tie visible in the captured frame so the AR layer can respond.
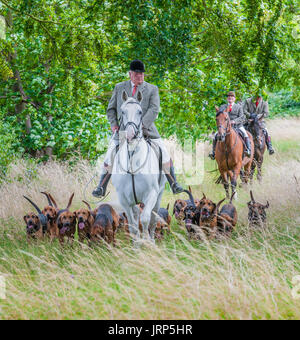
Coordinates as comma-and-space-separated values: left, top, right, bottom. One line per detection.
229, 104, 232, 112
256, 97, 260, 107
132, 85, 137, 97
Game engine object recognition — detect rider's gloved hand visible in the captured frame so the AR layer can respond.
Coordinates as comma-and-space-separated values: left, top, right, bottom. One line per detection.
111, 125, 119, 133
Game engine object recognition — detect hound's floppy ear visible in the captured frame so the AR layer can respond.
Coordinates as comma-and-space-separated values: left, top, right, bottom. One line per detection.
88, 213, 94, 226
122, 90, 128, 102
57, 215, 62, 227
265, 201, 270, 209
137, 90, 143, 103
215, 105, 219, 112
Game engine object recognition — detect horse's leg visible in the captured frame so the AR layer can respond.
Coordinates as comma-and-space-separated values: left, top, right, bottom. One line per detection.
243, 159, 252, 186
250, 157, 256, 185
148, 187, 164, 242
221, 172, 230, 199
257, 157, 263, 182
126, 205, 141, 243
140, 190, 157, 241
230, 165, 241, 200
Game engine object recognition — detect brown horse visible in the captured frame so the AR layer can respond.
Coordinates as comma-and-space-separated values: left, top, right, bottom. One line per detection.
245, 115, 266, 183
215, 106, 254, 199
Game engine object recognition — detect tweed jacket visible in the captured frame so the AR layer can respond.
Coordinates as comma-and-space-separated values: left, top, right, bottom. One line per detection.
219, 103, 245, 127
243, 97, 269, 120
107, 80, 160, 139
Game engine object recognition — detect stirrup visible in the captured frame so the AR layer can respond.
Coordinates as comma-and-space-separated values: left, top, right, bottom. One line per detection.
245, 149, 251, 157
209, 152, 215, 160
92, 187, 105, 198
171, 182, 184, 194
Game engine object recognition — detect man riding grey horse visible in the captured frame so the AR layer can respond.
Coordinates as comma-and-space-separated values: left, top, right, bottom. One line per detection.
243, 93, 275, 155
92, 60, 184, 198
209, 91, 251, 160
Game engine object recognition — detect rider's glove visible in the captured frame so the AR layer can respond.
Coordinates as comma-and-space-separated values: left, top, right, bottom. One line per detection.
111, 125, 119, 133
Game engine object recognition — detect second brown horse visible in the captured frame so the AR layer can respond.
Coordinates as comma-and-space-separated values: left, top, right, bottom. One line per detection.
215, 106, 254, 199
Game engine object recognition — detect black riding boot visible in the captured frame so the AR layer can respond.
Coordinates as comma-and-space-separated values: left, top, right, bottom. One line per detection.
209, 136, 217, 160
92, 171, 111, 198
245, 137, 251, 157
165, 163, 184, 194
264, 130, 275, 155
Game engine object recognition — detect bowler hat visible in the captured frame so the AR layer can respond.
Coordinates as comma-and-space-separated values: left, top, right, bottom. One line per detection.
227, 91, 236, 97
130, 60, 145, 73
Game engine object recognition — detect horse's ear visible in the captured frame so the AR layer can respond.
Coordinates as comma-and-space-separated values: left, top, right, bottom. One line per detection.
122, 90, 128, 102
215, 106, 219, 112
137, 90, 143, 103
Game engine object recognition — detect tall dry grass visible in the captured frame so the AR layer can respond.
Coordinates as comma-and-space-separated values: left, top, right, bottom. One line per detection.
0, 118, 299, 319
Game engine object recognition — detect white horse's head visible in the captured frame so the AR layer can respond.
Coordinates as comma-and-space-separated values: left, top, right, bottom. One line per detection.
121, 90, 143, 142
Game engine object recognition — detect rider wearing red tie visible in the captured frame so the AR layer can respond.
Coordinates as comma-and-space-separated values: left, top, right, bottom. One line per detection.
209, 91, 251, 160
92, 60, 184, 197
243, 93, 275, 155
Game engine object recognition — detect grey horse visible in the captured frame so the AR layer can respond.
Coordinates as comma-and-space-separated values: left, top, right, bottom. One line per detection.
111, 90, 166, 244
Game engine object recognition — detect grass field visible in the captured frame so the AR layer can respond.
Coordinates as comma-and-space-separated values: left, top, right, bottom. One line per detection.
0, 118, 300, 320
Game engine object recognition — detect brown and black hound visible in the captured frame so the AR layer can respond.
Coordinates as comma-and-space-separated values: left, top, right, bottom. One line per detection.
74, 200, 95, 243
91, 204, 119, 246
247, 190, 269, 228
217, 193, 238, 235
23, 196, 48, 241
155, 204, 172, 241
199, 195, 225, 239
41, 192, 59, 241
55, 193, 76, 245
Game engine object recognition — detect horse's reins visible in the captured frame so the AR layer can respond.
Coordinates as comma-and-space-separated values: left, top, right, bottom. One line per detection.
217, 113, 238, 170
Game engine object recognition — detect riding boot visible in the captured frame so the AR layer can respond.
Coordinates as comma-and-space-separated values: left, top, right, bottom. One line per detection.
264, 130, 275, 155
164, 162, 184, 194
92, 170, 111, 198
244, 137, 251, 157
209, 136, 217, 160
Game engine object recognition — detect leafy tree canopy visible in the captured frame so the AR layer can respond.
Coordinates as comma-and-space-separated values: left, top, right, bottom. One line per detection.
0, 0, 299, 169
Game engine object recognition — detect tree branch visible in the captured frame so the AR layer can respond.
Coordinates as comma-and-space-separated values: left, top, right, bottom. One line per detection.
0, 0, 61, 25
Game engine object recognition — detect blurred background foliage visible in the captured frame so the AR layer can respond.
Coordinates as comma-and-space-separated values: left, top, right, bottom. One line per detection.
0, 0, 299, 177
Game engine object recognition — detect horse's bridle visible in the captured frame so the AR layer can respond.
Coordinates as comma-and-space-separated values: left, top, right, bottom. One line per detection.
216, 112, 231, 140
122, 101, 143, 140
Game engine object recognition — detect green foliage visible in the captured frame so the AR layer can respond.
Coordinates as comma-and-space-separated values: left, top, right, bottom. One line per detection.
0, 118, 17, 180
0, 0, 299, 163
269, 90, 300, 117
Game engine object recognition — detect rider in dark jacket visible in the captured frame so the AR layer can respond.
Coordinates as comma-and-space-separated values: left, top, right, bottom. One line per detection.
209, 91, 251, 160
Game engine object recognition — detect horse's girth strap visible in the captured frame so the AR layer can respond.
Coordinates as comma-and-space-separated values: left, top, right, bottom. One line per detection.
131, 173, 139, 205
